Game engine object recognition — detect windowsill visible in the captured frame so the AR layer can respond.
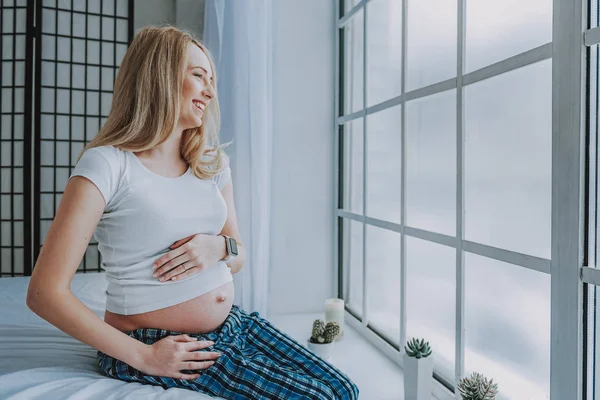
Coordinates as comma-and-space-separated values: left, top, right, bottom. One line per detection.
269, 311, 452, 399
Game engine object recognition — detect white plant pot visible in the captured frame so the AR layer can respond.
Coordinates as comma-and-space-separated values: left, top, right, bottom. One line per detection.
403, 353, 433, 400
306, 339, 335, 362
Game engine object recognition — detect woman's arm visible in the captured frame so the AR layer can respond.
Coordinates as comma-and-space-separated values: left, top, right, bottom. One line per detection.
26, 175, 149, 371
27, 287, 148, 369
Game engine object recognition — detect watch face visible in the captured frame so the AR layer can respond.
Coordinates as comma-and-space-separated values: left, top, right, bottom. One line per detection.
230, 239, 239, 256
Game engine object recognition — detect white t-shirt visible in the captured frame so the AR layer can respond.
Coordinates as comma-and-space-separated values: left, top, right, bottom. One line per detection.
68, 145, 233, 315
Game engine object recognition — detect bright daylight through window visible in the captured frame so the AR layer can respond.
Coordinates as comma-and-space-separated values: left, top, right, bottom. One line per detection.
336, 1, 554, 399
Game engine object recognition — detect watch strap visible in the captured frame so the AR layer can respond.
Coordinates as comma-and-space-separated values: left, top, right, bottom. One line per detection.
220, 234, 237, 262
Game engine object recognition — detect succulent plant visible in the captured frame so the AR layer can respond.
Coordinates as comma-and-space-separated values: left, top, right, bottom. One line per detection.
404, 337, 432, 359
456, 372, 499, 400
309, 319, 340, 344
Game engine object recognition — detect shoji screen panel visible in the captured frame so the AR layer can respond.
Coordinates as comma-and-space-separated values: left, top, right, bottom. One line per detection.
1, 0, 33, 277
33, 0, 132, 273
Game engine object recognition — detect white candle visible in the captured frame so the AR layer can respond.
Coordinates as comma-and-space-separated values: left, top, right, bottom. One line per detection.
324, 298, 345, 341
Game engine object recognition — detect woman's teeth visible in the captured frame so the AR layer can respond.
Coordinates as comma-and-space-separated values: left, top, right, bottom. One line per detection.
193, 101, 205, 111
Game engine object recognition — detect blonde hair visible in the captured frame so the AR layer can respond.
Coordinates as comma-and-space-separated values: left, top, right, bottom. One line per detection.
77, 25, 230, 179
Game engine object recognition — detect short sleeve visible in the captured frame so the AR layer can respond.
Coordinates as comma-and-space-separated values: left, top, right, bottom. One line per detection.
213, 152, 232, 190
68, 146, 121, 208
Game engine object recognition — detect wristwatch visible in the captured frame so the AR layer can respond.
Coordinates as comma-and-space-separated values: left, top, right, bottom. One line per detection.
220, 234, 238, 263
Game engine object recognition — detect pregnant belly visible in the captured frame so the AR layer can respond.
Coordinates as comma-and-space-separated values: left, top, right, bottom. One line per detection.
103, 281, 235, 334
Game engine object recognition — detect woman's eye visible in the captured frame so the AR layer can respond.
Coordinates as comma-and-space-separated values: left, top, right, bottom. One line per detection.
194, 73, 204, 79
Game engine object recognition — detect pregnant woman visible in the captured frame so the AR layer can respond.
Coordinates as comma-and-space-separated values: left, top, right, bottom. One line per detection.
25, 26, 359, 400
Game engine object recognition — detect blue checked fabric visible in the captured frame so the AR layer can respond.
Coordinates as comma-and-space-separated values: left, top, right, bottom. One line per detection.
97, 304, 359, 399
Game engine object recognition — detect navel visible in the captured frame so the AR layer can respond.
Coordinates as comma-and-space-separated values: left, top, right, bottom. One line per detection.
216, 294, 227, 303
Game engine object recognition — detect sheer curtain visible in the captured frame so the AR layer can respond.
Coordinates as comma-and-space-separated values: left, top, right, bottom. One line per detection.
204, 0, 273, 318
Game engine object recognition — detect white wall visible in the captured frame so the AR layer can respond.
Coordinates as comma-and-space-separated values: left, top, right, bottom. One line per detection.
133, 0, 175, 30
268, 0, 335, 315
134, 0, 204, 39
175, 0, 205, 39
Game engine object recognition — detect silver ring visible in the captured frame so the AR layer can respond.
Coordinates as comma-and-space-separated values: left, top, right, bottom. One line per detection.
183, 263, 190, 271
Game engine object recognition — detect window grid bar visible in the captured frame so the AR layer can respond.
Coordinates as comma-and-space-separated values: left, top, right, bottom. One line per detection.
337, 43, 552, 126
404, 77, 456, 102
337, 209, 552, 275
550, 0, 586, 396
333, 0, 341, 302
337, 0, 367, 29
399, 0, 407, 367
462, 42, 552, 86
455, 0, 466, 390
587, 0, 599, 398
361, 0, 368, 330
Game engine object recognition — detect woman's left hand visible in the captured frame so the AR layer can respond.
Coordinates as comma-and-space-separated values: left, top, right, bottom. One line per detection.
152, 233, 224, 282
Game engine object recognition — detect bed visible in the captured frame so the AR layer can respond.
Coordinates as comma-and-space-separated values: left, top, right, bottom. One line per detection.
0, 271, 227, 399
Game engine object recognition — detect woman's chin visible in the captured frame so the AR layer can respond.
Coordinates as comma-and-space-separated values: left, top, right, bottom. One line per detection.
183, 120, 203, 130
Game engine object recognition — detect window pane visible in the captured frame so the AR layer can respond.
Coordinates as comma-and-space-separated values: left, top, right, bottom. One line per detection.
465, 253, 550, 400
406, 90, 456, 236
466, 0, 552, 72
366, 225, 400, 345
465, 60, 551, 259
406, 0, 457, 91
343, 11, 364, 115
366, 0, 402, 107
341, 119, 363, 215
342, 218, 363, 317
366, 105, 401, 223
406, 236, 455, 381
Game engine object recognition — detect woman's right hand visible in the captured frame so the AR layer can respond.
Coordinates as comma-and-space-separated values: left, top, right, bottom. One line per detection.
138, 334, 222, 380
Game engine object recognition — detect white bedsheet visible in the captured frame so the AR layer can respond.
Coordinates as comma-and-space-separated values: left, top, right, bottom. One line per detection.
0, 271, 225, 399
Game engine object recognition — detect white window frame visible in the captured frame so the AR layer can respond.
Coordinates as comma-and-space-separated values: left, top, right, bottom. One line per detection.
334, 0, 589, 398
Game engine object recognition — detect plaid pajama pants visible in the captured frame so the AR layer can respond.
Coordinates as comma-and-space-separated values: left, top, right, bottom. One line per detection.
97, 304, 359, 399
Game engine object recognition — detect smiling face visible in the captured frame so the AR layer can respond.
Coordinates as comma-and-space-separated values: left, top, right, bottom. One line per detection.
179, 42, 215, 130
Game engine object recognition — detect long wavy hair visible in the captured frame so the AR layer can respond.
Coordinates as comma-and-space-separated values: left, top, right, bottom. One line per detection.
76, 25, 230, 179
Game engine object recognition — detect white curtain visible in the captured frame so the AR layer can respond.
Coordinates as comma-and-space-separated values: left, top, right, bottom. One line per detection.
204, 0, 273, 319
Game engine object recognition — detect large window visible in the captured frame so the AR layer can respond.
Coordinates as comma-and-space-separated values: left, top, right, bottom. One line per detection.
335, 0, 557, 398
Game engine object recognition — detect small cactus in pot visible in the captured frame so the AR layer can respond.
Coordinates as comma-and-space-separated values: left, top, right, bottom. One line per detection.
309, 319, 340, 344
404, 337, 432, 359
306, 319, 340, 361
403, 337, 434, 400
456, 372, 498, 400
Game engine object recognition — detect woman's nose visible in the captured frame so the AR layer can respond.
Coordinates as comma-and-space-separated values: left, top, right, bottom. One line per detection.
203, 83, 215, 99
